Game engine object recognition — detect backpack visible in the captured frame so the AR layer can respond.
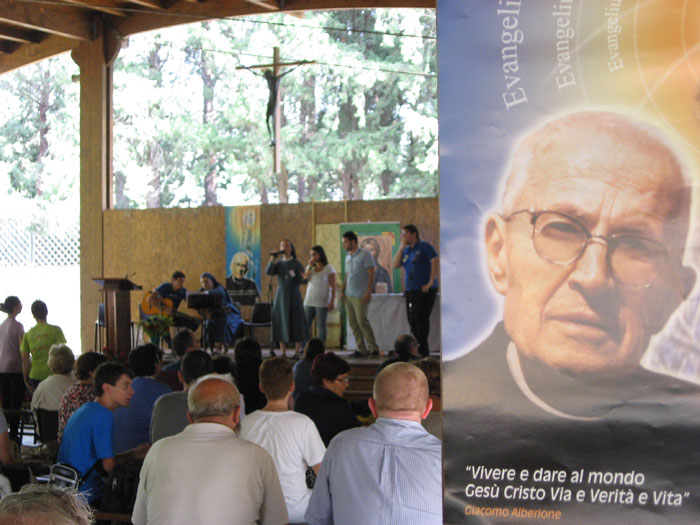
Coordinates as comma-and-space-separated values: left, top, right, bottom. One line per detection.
99, 459, 143, 514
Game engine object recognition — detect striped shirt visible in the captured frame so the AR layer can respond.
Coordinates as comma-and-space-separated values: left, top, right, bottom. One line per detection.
305, 417, 442, 525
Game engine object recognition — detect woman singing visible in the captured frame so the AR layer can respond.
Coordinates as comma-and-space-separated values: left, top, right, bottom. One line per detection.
199, 272, 242, 353
266, 239, 307, 357
301, 245, 336, 343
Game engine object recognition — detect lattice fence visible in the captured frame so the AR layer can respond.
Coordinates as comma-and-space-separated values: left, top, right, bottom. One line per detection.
0, 219, 80, 267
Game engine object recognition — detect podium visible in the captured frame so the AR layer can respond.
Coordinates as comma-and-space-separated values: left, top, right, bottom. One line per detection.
93, 278, 142, 355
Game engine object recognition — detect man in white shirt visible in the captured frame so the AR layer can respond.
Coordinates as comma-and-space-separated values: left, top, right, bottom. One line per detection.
240, 357, 325, 523
132, 377, 287, 525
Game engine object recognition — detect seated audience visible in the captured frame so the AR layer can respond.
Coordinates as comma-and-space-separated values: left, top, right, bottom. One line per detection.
30, 344, 76, 412
150, 350, 213, 443
162, 329, 198, 372
416, 356, 442, 440
211, 354, 247, 419
376, 333, 418, 375
58, 362, 135, 504
240, 358, 326, 523
292, 338, 325, 401
0, 484, 93, 525
305, 362, 442, 525
114, 344, 171, 453
132, 377, 288, 525
294, 352, 360, 446
57, 352, 107, 442
234, 337, 266, 414
21, 300, 66, 390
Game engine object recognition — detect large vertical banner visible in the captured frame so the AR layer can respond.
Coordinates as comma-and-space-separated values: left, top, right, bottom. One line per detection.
225, 206, 261, 305
439, 1, 700, 523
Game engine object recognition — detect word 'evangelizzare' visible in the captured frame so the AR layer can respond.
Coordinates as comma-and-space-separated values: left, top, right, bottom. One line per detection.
498, 0, 527, 109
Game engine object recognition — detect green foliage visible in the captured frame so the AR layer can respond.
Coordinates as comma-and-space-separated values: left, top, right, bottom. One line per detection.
112, 9, 437, 207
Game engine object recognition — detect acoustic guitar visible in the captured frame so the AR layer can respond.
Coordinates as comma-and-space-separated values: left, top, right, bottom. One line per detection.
141, 291, 174, 316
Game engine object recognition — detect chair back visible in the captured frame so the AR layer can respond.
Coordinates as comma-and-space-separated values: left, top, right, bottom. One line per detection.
48, 463, 80, 489
250, 302, 272, 324
35, 408, 59, 444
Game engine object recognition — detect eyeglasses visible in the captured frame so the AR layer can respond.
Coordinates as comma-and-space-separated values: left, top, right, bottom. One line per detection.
504, 209, 669, 288
335, 376, 350, 384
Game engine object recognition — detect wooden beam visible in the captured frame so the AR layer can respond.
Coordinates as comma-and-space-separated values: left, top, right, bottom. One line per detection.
0, 0, 94, 40
125, 0, 166, 10
244, 0, 278, 11
61, 0, 128, 18
0, 41, 20, 54
113, 0, 433, 39
0, 34, 78, 74
0, 23, 42, 43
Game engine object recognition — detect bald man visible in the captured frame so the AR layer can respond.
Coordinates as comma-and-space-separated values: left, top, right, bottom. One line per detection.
305, 362, 442, 525
132, 377, 287, 525
443, 111, 700, 522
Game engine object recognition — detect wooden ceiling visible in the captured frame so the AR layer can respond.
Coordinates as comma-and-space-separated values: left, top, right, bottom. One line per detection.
0, 0, 434, 74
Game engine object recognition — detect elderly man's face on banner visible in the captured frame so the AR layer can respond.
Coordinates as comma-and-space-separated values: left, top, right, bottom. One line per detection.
484, 113, 696, 377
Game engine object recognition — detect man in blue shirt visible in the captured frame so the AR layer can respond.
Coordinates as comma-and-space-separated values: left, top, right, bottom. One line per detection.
393, 225, 439, 356
339, 231, 379, 357
58, 362, 135, 504
305, 362, 442, 525
147, 271, 200, 332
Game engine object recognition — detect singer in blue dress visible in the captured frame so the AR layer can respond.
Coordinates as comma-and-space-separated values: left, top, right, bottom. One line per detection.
266, 239, 307, 357
199, 272, 241, 352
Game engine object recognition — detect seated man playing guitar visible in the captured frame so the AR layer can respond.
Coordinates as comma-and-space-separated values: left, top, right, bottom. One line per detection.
145, 271, 200, 332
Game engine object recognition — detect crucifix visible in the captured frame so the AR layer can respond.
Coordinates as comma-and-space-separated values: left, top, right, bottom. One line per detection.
237, 47, 314, 176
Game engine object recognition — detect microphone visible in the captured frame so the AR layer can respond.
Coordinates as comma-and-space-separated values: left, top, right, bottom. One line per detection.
269, 251, 282, 256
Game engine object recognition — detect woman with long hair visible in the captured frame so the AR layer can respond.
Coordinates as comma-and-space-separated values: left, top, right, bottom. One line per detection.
0, 296, 25, 443
199, 272, 242, 353
266, 239, 307, 357
301, 245, 336, 343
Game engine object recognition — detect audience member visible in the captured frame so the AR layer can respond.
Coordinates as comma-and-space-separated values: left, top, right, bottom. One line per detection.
57, 352, 107, 442
416, 357, 441, 440
301, 245, 336, 343
113, 344, 171, 453
234, 337, 266, 414
162, 329, 199, 372
31, 344, 76, 412
150, 350, 213, 443
0, 409, 30, 491
21, 300, 66, 390
267, 239, 307, 357
211, 354, 247, 419
132, 377, 288, 525
376, 333, 418, 375
305, 362, 442, 524
240, 358, 326, 523
292, 338, 325, 401
59, 362, 135, 504
294, 352, 360, 446
0, 296, 25, 443
0, 484, 93, 525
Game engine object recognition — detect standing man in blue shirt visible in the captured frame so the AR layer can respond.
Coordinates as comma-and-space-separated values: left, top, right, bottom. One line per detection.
393, 225, 439, 356
305, 362, 442, 525
339, 231, 379, 357
147, 271, 200, 332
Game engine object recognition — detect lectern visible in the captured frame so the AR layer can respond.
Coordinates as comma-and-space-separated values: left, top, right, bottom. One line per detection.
93, 278, 142, 355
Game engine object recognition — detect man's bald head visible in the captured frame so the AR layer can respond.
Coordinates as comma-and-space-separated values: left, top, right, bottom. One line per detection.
372, 362, 430, 420
188, 377, 240, 421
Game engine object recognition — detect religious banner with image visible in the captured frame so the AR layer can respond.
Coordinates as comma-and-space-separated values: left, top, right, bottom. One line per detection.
225, 206, 261, 306
439, 1, 700, 523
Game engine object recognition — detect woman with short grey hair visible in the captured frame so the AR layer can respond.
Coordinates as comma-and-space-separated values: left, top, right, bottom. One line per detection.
30, 344, 76, 413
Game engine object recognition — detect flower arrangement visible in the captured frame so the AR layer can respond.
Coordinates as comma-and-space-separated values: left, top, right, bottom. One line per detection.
140, 314, 173, 342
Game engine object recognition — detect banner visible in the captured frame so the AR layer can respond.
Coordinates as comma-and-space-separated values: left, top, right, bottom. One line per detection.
439, 1, 700, 523
225, 206, 261, 305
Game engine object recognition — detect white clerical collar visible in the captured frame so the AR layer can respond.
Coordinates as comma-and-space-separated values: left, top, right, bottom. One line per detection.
506, 342, 600, 422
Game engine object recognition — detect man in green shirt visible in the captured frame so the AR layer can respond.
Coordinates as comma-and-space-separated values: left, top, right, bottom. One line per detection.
21, 300, 66, 390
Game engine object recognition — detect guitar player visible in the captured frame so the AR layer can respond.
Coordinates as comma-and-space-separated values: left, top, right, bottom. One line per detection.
147, 271, 200, 332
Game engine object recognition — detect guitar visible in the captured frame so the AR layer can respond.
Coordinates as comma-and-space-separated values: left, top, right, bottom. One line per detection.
141, 291, 174, 316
